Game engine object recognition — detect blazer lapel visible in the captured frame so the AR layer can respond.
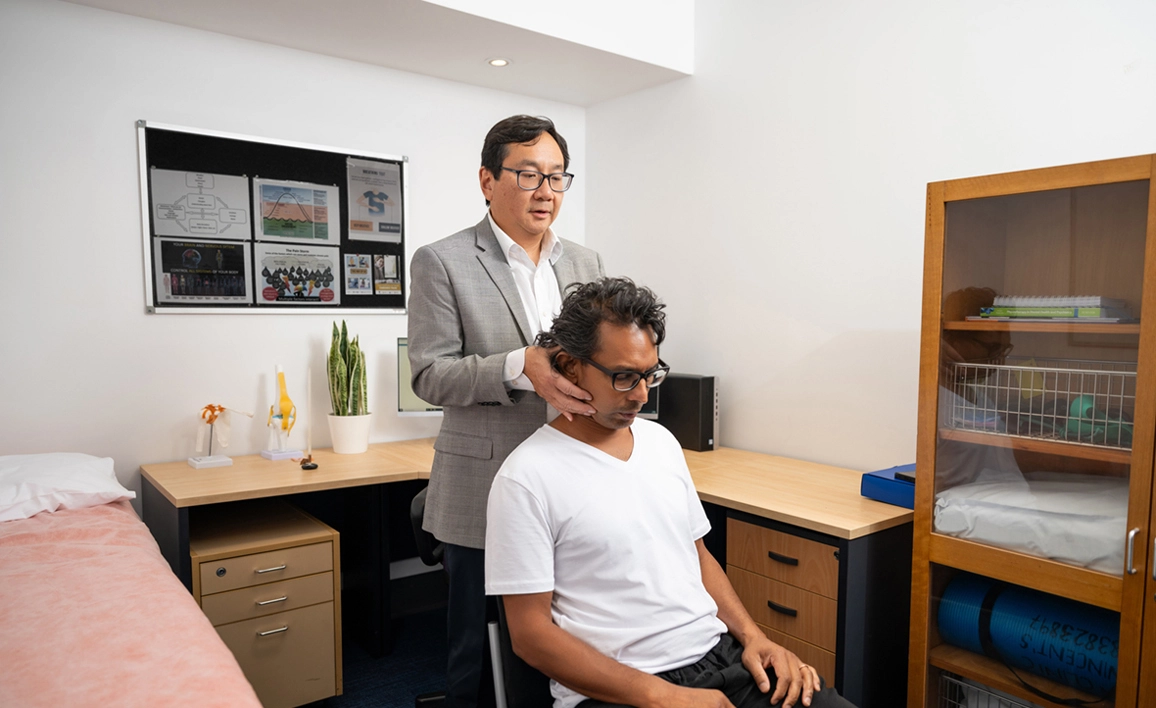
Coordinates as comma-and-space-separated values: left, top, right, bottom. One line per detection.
474, 218, 535, 345
552, 246, 581, 298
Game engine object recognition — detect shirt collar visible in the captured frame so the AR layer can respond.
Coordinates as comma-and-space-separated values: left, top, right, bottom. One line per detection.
488, 212, 564, 267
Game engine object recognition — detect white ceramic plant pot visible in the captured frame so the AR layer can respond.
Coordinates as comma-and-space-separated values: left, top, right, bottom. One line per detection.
328, 413, 372, 454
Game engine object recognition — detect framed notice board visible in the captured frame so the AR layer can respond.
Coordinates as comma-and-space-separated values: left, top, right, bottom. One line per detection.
137, 121, 408, 313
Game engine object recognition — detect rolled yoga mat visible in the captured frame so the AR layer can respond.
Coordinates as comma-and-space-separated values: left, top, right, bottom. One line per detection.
937, 573, 1118, 697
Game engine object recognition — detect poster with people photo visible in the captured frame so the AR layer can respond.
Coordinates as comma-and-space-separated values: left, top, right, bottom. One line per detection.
153, 238, 252, 304
253, 243, 340, 305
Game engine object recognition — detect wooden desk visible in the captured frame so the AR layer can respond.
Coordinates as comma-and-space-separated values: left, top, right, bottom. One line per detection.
141, 439, 435, 656
686, 448, 913, 707
142, 439, 912, 702
685, 446, 912, 538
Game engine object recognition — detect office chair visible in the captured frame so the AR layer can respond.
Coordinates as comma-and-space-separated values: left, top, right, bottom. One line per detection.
410, 487, 447, 707
411, 487, 551, 708
490, 596, 553, 708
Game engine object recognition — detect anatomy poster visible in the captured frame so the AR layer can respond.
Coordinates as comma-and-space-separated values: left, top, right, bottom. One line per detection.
347, 157, 403, 243
153, 238, 252, 303
253, 178, 339, 243
254, 243, 340, 305
150, 169, 250, 239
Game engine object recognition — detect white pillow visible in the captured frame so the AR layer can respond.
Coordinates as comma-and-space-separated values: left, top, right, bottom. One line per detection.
0, 453, 136, 522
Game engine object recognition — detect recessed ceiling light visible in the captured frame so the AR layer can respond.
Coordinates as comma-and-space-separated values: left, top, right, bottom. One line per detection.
488, 58, 510, 67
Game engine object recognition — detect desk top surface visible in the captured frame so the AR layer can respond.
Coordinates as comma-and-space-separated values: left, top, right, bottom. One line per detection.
142, 439, 910, 538
141, 438, 437, 508
683, 447, 912, 539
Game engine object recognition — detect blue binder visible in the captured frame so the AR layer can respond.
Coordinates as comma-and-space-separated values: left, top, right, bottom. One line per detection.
860, 463, 915, 509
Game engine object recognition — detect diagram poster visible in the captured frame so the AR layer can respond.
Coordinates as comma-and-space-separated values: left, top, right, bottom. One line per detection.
347, 157, 403, 243
345, 254, 373, 296
150, 169, 250, 239
153, 238, 252, 304
253, 178, 339, 244
254, 243, 340, 305
373, 254, 401, 295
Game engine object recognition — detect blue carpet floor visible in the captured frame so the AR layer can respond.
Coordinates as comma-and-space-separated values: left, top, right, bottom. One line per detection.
328, 609, 447, 708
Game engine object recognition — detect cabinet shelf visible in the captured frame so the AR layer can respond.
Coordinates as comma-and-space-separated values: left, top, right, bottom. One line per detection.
929, 534, 1122, 612
943, 320, 1140, 334
929, 644, 1110, 708
938, 427, 1133, 464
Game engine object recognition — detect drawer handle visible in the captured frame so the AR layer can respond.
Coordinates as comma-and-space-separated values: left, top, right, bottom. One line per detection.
767, 600, 798, 618
767, 550, 799, 566
257, 626, 289, 637
255, 564, 287, 574
256, 596, 288, 606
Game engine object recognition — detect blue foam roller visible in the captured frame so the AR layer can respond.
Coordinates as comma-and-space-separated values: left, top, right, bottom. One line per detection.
938, 574, 1118, 696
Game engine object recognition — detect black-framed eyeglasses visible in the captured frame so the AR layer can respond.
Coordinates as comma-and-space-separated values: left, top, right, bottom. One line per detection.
582, 358, 670, 392
500, 167, 574, 192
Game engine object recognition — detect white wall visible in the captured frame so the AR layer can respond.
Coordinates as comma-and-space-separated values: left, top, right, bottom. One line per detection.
0, 0, 585, 500
586, 0, 1156, 471
423, 0, 695, 74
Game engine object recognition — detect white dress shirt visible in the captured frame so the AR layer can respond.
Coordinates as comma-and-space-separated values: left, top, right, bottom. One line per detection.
488, 213, 564, 397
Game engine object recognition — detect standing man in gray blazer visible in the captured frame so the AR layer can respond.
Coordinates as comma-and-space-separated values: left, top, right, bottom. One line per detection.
408, 115, 605, 707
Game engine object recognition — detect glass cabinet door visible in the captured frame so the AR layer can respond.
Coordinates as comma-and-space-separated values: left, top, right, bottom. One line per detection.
923, 175, 1153, 707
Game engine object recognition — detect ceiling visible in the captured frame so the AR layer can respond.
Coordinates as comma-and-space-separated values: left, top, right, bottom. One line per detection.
64, 0, 688, 106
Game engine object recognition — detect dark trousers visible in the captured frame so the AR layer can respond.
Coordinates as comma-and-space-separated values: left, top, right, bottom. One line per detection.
443, 543, 497, 708
577, 634, 857, 708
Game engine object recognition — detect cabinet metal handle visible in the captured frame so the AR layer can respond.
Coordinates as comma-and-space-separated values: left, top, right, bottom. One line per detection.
767, 600, 798, 618
255, 564, 287, 574
257, 626, 289, 637
256, 596, 288, 606
767, 550, 799, 566
1126, 528, 1139, 575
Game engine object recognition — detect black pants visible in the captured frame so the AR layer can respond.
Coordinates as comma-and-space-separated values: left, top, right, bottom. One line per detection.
577, 634, 857, 708
443, 543, 497, 708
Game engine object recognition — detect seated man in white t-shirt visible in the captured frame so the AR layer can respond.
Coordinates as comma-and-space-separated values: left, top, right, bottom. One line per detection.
485, 277, 856, 708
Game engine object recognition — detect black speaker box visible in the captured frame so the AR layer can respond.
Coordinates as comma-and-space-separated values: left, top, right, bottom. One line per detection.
657, 374, 717, 451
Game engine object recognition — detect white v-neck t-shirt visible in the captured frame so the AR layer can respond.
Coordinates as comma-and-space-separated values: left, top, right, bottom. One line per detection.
485, 419, 725, 708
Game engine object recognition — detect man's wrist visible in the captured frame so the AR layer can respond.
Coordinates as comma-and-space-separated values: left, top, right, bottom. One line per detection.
504, 347, 530, 387
729, 623, 766, 649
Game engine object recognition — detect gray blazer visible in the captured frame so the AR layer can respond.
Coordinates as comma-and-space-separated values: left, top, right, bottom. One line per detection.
408, 218, 604, 548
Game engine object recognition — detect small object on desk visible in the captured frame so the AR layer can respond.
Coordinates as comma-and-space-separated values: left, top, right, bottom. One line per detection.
860, 463, 916, 509
188, 403, 253, 469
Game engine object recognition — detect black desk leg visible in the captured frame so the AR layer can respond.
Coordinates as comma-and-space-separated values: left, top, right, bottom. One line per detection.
341, 484, 392, 657
141, 477, 191, 591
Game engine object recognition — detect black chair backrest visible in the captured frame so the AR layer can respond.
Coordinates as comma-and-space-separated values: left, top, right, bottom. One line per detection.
409, 486, 444, 566
497, 597, 554, 708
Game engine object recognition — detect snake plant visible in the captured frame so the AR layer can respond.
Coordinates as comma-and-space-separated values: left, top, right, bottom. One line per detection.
328, 321, 368, 415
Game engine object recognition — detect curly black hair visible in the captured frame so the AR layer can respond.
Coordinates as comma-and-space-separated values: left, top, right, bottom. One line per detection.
536, 277, 666, 360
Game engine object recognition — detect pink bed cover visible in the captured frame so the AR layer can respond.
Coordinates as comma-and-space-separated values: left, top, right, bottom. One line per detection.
0, 501, 262, 707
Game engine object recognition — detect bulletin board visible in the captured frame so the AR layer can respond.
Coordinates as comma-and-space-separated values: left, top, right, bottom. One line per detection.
137, 121, 408, 313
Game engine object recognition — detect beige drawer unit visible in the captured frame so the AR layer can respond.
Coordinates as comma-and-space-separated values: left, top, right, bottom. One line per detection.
190, 499, 342, 708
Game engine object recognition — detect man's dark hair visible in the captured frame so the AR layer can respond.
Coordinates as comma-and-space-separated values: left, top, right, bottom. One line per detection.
536, 277, 666, 360
481, 115, 570, 180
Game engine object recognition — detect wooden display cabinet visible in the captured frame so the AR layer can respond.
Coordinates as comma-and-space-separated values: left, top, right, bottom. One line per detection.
908, 155, 1156, 707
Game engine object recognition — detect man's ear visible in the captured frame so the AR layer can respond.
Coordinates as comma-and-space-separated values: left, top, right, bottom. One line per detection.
479, 166, 495, 202
553, 351, 580, 383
